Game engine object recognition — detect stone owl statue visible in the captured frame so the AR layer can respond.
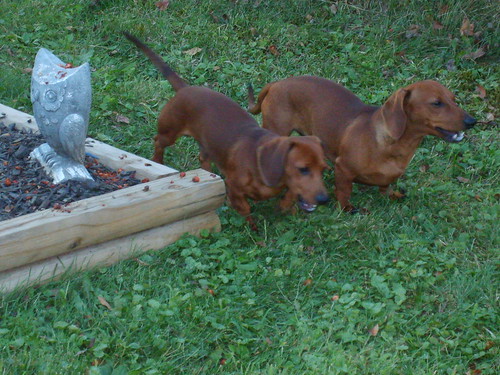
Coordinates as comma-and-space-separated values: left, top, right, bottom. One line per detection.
30, 48, 93, 183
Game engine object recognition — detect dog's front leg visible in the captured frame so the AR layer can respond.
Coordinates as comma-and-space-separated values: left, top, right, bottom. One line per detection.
226, 185, 258, 231
278, 189, 297, 214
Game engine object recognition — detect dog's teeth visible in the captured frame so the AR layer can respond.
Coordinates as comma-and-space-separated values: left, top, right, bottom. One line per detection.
452, 132, 464, 141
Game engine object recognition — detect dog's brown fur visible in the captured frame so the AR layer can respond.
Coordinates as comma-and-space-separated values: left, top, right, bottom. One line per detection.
249, 76, 476, 212
124, 35, 329, 228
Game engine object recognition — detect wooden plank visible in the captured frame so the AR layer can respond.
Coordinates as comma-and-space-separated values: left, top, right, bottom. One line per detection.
0, 168, 225, 272
0, 103, 177, 180
0, 211, 220, 294
84, 138, 177, 181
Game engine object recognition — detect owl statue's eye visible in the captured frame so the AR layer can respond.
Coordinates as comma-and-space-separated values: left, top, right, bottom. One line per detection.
45, 90, 58, 102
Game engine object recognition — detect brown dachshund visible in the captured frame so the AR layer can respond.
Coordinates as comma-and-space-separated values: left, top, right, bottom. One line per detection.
249, 76, 476, 212
124, 35, 329, 228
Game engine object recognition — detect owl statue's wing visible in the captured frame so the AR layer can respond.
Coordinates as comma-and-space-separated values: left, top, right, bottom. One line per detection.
59, 113, 86, 164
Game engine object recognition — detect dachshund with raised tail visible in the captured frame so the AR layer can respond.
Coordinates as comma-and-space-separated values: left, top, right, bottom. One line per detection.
124, 34, 329, 229
249, 76, 476, 212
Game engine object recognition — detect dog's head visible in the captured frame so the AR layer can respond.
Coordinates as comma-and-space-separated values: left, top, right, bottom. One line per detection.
257, 136, 329, 212
380, 80, 476, 142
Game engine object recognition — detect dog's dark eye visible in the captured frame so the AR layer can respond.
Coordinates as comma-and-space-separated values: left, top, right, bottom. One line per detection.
432, 100, 443, 107
298, 167, 310, 175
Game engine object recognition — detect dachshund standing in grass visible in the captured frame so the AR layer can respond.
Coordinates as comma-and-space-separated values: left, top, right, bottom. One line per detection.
124, 34, 329, 229
249, 76, 476, 212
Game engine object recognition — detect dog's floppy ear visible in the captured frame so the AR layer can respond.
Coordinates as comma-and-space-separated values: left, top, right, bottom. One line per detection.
257, 137, 293, 187
381, 88, 410, 140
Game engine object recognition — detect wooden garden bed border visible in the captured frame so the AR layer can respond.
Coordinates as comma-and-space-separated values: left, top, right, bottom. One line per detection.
0, 104, 225, 293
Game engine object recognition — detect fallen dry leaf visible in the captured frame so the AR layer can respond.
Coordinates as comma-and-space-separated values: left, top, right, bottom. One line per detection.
155, 0, 169, 11
268, 45, 279, 56
115, 114, 130, 124
369, 324, 379, 336
445, 59, 456, 71
419, 164, 430, 172
184, 47, 202, 56
456, 176, 470, 184
460, 17, 475, 36
331, 294, 339, 301
432, 20, 444, 30
485, 113, 495, 122
303, 278, 313, 286
475, 85, 487, 99
405, 24, 421, 38
439, 4, 449, 15
463, 47, 486, 60
98, 296, 112, 310
134, 257, 150, 266
329, 4, 338, 14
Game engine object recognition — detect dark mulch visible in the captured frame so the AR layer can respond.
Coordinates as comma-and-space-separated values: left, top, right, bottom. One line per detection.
0, 122, 142, 222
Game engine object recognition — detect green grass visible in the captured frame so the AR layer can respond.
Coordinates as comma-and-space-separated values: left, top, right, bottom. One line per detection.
0, 0, 499, 374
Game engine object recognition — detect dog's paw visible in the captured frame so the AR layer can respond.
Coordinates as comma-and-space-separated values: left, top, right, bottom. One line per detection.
345, 206, 370, 215
389, 189, 407, 200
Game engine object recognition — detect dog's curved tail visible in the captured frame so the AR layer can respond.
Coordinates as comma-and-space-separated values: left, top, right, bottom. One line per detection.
247, 83, 271, 114
124, 32, 187, 92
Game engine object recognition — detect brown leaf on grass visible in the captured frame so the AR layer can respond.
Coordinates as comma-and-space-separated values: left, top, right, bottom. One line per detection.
463, 47, 486, 60
115, 114, 130, 124
439, 4, 449, 15
432, 20, 444, 30
475, 85, 487, 99
268, 45, 279, 56
155, 0, 169, 11
445, 59, 456, 71
419, 164, 430, 172
98, 296, 112, 310
485, 340, 495, 350
460, 18, 475, 36
456, 176, 470, 184
329, 4, 338, 14
23, 67, 33, 74
368, 324, 379, 336
303, 278, 313, 287
405, 24, 421, 38
485, 113, 495, 122
134, 258, 150, 266
184, 47, 202, 56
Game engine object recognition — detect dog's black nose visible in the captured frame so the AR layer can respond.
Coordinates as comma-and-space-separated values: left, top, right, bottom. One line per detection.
464, 115, 477, 129
316, 193, 330, 205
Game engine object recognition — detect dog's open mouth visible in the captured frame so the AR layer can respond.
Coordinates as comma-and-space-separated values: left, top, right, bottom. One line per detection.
298, 197, 317, 213
436, 127, 465, 143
